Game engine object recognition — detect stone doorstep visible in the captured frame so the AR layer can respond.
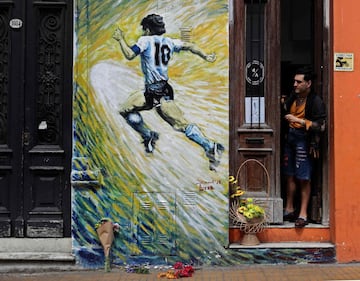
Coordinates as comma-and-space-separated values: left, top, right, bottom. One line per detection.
0, 238, 74, 262
0, 238, 72, 253
0, 238, 334, 260
0, 238, 333, 252
228, 242, 335, 249
0, 252, 75, 261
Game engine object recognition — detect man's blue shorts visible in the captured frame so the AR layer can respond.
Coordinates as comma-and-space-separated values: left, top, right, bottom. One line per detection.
282, 128, 312, 180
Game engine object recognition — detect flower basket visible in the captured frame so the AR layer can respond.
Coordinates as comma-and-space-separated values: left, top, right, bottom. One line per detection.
229, 159, 270, 245
246, 216, 264, 225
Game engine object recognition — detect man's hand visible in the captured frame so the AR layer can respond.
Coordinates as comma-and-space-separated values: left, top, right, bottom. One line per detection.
205, 53, 216, 63
309, 143, 320, 159
112, 27, 124, 41
285, 114, 302, 124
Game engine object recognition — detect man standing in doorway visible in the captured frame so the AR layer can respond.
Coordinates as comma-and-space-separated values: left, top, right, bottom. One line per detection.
112, 14, 224, 171
282, 66, 326, 228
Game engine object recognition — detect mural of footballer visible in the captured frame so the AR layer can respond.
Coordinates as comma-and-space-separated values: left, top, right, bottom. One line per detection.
113, 14, 224, 171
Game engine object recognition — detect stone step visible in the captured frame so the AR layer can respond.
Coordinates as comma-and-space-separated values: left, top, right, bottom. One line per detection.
0, 262, 82, 274
0, 237, 76, 273
0, 238, 72, 253
227, 242, 335, 264
228, 242, 334, 249
0, 252, 75, 261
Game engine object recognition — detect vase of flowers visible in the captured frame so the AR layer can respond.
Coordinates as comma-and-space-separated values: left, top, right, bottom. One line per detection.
229, 172, 268, 246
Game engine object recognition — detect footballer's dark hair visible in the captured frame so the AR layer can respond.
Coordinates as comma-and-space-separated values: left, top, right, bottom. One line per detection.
141, 14, 166, 35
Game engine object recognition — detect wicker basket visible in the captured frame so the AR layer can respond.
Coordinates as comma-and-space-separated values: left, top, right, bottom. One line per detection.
229, 159, 270, 245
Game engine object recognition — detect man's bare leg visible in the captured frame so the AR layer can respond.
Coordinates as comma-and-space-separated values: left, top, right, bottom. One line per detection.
298, 179, 311, 219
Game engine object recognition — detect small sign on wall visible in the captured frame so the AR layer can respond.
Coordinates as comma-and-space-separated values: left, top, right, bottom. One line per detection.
334, 53, 354, 71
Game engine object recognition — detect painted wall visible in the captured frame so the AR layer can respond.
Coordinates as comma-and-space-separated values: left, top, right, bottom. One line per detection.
73, 0, 230, 267
333, 0, 360, 262
70, 0, 347, 267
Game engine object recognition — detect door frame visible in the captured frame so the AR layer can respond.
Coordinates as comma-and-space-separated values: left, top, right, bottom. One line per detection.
229, 0, 330, 226
0, 0, 73, 238
229, 0, 282, 223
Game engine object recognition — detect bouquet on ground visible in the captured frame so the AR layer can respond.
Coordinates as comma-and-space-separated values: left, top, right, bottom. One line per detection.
125, 264, 150, 274
157, 262, 195, 279
95, 218, 120, 272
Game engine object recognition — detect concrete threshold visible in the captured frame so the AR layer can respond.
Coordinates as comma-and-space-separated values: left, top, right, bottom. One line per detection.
0, 238, 72, 252
268, 222, 329, 228
228, 241, 335, 249
0, 238, 74, 261
0, 252, 75, 261
0, 238, 78, 273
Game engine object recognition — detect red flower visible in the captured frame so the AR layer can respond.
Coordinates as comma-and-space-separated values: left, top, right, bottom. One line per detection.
174, 262, 183, 269
173, 263, 194, 278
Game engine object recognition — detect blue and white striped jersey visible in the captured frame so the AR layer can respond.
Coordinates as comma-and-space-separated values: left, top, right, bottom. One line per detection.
131, 35, 184, 85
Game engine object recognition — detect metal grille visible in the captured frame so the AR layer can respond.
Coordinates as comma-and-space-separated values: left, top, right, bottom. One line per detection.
245, 0, 266, 126
132, 192, 176, 255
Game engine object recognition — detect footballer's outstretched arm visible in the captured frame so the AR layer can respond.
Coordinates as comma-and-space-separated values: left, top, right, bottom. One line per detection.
181, 42, 216, 62
113, 27, 137, 60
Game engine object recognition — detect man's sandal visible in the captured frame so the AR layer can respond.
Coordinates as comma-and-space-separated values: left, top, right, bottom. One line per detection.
283, 211, 297, 222
295, 217, 308, 228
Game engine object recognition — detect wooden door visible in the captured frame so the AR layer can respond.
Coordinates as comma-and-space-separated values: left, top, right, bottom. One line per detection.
0, 0, 72, 237
230, 0, 283, 223
230, 0, 328, 225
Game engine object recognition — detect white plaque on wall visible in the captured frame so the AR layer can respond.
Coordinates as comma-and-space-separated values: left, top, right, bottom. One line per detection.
334, 53, 354, 71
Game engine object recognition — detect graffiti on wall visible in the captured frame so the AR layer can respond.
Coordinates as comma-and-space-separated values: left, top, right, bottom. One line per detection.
73, 0, 229, 267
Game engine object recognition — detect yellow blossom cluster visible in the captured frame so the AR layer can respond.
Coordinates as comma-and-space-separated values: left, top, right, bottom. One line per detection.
229, 176, 265, 220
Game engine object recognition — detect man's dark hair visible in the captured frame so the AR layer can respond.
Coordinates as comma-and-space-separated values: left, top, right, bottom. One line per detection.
295, 66, 317, 82
141, 14, 166, 35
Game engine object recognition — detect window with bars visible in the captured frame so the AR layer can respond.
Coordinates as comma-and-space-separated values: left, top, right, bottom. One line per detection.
245, 0, 266, 126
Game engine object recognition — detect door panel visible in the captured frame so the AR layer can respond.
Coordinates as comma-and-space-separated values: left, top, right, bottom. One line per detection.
230, 0, 283, 223
230, 0, 327, 225
0, 0, 24, 238
0, 0, 72, 238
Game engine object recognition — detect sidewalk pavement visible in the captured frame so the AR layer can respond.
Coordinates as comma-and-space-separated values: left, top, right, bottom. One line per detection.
1, 263, 360, 281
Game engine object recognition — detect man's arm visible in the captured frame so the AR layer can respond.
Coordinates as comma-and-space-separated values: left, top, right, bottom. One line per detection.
181, 42, 216, 62
112, 27, 137, 60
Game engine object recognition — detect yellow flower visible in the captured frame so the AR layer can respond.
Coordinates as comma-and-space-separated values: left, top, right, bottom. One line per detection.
231, 189, 245, 198
246, 203, 254, 209
230, 175, 266, 220
229, 176, 237, 185
244, 212, 253, 219
254, 205, 265, 214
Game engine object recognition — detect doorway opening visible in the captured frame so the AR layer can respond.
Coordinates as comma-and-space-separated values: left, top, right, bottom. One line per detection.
280, 0, 327, 225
